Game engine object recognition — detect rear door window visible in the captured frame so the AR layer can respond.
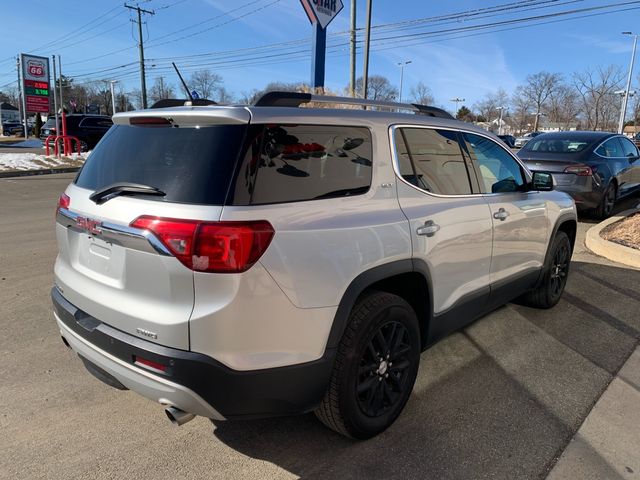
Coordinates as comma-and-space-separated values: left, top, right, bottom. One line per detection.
619, 136, 639, 157
230, 125, 373, 205
394, 127, 472, 195
596, 138, 625, 158
80, 117, 113, 128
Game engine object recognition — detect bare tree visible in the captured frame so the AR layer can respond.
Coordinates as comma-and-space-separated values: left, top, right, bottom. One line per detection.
518, 71, 563, 131
0, 86, 19, 106
410, 81, 434, 105
573, 65, 624, 131
511, 90, 533, 135
544, 84, 580, 129
189, 69, 223, 99
239, 88, 261, 105
473, 88, 509, 123
216, 86, 233, 104
355, 75, 398, 101
149, 77, 175, 104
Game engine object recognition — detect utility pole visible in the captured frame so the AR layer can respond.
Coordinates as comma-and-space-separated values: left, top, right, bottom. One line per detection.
362, 0, 372, 100
349, 0, 356, 97
618, 32, 638, 134
125, 3, 155, 109
497, 106, 505, 135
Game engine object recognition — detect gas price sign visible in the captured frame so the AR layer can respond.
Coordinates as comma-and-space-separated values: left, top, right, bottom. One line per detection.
20, 54, 51, 113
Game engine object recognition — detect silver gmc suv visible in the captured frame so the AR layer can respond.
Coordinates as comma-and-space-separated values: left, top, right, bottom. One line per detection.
52, 92, 577, 439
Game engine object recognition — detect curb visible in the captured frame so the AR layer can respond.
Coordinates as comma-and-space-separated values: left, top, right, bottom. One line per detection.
585, 206, 640, 269
0, 167, 80, 179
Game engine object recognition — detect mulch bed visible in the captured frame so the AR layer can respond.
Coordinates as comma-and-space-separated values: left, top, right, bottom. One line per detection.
601, 212, 640, 250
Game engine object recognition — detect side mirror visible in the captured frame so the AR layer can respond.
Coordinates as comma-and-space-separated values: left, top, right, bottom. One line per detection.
531, 171, 553, 191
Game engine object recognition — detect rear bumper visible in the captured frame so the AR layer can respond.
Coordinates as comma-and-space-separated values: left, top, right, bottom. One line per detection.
544, 173, 603, 210
52, 287, 335, 419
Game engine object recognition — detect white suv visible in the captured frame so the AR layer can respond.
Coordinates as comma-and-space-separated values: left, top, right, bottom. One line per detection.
52, 92, 577, 439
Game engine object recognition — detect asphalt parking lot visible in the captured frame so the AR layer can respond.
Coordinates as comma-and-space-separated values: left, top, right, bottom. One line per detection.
1, 173, 639, 480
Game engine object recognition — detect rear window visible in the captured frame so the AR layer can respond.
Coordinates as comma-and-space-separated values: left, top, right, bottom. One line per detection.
80, 117, 113, 128
525, 138, 589, 153
75, 124, 248, 205
229, 124, 372, 205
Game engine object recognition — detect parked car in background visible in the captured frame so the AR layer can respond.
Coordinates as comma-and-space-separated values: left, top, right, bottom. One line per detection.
632, 132, 640, 148
2, 121, 23, 136
498, 134, 516, 148
514, 131, 544, 148
41, 114, 113, 151
517, 131, 640, 218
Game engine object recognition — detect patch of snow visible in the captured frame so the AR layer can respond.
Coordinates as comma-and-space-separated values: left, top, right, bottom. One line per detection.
0, 151, 90, 171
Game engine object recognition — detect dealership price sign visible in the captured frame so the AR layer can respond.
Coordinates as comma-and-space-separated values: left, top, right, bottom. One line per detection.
20, 54, 50, 113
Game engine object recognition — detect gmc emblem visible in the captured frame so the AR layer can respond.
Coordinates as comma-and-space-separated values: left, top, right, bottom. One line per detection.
75, 216, 103, 235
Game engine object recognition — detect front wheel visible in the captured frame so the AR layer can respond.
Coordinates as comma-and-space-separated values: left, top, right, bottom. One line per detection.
315, 291, 420, 439
519, 231, 571, 309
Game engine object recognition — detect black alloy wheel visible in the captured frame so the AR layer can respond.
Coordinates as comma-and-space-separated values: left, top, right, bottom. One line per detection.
315, 291, 420, 439
549, 238, 570, 301
517, 230, 572, 309
356, 320, 413, 417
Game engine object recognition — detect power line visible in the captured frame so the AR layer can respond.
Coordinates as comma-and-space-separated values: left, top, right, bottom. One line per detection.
65, 0, 640, 88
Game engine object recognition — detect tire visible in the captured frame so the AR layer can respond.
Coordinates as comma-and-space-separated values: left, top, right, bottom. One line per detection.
519, 231, 571, 309
314, 291, 420, 439
596, 182, 616, 219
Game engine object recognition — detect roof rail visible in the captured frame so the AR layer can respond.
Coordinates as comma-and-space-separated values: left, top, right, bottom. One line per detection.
253, 91, 454, 119
150, 98, 218, 109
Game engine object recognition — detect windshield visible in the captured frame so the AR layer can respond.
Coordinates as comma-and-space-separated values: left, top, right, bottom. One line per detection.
75, 124, 248, 205
522, 137, 589, 153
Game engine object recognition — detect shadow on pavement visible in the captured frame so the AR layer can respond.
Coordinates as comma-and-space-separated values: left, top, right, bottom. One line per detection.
211, 261, 640, 480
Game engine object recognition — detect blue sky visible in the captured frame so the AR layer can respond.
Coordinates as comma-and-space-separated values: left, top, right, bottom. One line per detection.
1, 0, 639, 108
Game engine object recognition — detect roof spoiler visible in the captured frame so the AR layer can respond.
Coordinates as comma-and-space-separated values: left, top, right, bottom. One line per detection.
253, 91, 454, 119
150, 98, 218, 109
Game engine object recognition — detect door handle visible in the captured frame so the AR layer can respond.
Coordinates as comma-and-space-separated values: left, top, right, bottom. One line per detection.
416, 220, 440, 237
493, 208, 509, 221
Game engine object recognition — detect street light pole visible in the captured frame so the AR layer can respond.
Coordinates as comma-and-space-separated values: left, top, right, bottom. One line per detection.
618, 32, 638, 134
110, 80, 117, 115
497, 106, 505, 135
397, 60, 412, 103
450, 97, 465, 117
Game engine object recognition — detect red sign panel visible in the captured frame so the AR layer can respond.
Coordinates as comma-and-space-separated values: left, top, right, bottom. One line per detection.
25, 95, 50, 113
25, 80, 49, 89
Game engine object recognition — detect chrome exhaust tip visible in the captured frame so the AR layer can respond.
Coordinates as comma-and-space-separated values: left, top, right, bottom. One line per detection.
165, 406, 195, 426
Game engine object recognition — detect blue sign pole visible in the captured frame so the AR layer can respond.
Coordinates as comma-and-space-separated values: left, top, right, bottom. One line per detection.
311, 22, 326, 89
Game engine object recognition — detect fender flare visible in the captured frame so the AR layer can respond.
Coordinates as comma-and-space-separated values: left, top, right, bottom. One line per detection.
325, 259, 434, 349
536, 212, 577, 285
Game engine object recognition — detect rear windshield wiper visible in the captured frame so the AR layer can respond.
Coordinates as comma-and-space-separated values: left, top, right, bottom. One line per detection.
89, 182, 166, 205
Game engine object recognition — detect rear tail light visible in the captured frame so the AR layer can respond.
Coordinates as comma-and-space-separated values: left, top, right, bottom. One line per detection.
56, 192, 70, 214
564, 164, 593, 176
130, 216, 274, 273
